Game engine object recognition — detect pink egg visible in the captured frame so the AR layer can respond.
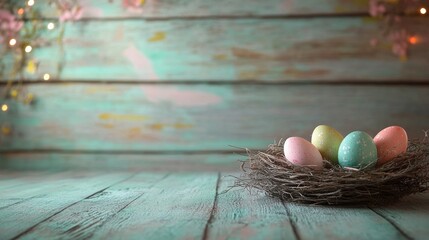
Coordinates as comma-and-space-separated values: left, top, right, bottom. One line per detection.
284, 137, 323, 169
373, 126, 408, 165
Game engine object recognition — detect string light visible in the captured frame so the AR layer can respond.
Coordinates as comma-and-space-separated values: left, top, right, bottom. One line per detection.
47, 22, 55, 30
25, 45, 32, 53
420, 8, 427, 15
9, 39, 16, 46
43, 73, 50, 81
17, 8, 24, 15
1, 104, 8, 112
409, 36, 418, 45
27, 0, 35, 6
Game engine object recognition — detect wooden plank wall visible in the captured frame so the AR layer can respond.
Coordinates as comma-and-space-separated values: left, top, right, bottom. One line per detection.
1, 0, 429, 170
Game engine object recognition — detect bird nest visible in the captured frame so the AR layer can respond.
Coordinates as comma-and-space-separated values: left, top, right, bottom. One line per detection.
234, 139, 429, 205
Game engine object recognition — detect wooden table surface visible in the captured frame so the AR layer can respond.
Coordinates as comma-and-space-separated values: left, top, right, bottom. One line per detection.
0, 171, 428, 240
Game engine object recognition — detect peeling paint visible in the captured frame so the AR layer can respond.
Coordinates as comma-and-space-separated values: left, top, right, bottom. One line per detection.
98, 113, 150, 121
148, 31, 166, 42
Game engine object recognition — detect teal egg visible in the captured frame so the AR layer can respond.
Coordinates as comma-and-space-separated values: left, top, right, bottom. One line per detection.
338, 131, 377, 169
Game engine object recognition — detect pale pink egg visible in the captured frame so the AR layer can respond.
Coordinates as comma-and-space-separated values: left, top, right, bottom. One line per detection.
373, 126, 408, 165
284, 137, 323, 170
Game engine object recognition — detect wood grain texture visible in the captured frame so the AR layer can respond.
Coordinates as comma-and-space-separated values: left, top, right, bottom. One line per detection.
89, 173, 218, 240
1, 84, 428, 151
0, 171, 72, 209
0, 153, 240, 171
16, 173, 168, 240
8, 17, 429, 82
0, 172, 132, 240
285, 203, 407, 239
33, 0, 369, 19
206, 175, 297, 240
370, 192, 429, 240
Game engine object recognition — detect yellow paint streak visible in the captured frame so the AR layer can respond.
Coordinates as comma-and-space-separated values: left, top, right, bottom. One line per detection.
85, 86, 118, 94
149, 123, 165, 131
127, 127, 142, 140
213, 54, 227, 60
173, 123, 193, 129
148, 32, 166, 42
97, 123, 115, 129
98, 113, 150, 121
148, 122, 193, 131
2, 126, 11, 135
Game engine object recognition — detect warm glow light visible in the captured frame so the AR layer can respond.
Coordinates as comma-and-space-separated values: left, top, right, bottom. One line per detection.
420, 8, 427, 14
25, 45, 32, 53
1, 104, 8, 112
17, 8, 24, 15
409, 36, 418, 44
9, 39, 16, 46
43, 73, 50, 81
47, 22, 55, 30
27, 0, 35, 6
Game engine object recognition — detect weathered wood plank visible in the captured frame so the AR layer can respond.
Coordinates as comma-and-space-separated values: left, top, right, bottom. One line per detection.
33, 0, 369, 19
370, 192, 429, 240
285, 203, 407, 239
7, 17, 429, 82
88, 173, 218, 240
206, 175, 297, 240
16, 173, 168, 240
0, 153, 239, 171
0, 171, 72, 209
0, 172, 132, 240
1, 84, 428, 151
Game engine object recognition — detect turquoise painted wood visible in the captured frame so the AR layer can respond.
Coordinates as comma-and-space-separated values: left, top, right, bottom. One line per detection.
33, 0, 369, 19
89, 173, 218, 240
0, 171, 428, 239
1, 84, 428, 152
0, 172, 132, 240
17, 173, 168, 240
285, 203, 405, 239
207, 175, 297, 239
4, 17, 429, 82
0, 153, 240, 171
371, 194, 429, 239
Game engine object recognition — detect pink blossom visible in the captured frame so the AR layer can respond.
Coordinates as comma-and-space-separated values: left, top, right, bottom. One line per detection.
369, 0, 386, 17
0, 9, 23, 33
389, 30, 408, 58
59, 6, 83, 22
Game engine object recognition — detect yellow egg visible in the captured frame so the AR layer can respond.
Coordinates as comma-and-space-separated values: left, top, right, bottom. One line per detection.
311, 125, 344, 164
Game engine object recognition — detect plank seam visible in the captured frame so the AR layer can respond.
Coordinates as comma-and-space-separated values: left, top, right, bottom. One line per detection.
0, 194, 45, 211
10, 173, 137, 240
202, 172, 221, 240
22, 13, 372, 22
368, 207, 414, 240
282, 202, 302, 240
3, 80, 429, 86
0, 149, 252, 155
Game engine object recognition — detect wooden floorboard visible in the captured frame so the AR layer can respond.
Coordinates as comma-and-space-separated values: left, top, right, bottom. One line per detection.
205, 175, 297, 240
0, 171, 428, 240
370, 192, 429, 240
0, 172, 133, 240
89, 173, 219, 240
16, 173, 168, 240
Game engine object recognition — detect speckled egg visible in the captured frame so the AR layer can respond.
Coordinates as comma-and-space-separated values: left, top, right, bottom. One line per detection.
284, 137, 323, 170
338, 131, 377, 169
311, 125, 344, 164
373, 126, 408, 165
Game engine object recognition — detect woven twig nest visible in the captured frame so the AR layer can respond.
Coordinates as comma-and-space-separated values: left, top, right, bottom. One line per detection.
235, 139, 429, 205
